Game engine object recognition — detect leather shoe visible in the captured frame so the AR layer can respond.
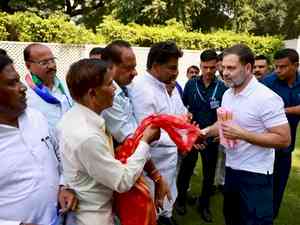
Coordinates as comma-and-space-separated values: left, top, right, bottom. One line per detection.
157, 216, 178, 225
200, 207, 213, 223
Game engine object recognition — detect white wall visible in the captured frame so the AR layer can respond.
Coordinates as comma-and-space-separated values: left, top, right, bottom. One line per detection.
0, 41, 200, 87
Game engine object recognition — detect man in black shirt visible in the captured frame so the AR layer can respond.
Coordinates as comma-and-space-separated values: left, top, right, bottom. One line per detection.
176, 49, 227, 223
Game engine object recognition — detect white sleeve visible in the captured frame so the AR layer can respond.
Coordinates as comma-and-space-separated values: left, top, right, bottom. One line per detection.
130, 82, 176, 147
260, 94, 288, 128
0, 219, 21, 225
130, 85, 157, 124
173, 88, 187, 115
77, 136, 150, 193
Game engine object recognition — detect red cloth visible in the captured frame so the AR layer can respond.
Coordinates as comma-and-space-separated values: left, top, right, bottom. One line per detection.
114, 114, 201, 225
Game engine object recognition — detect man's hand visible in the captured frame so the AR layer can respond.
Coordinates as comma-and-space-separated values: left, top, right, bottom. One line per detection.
221, 122, 246, 140
154, 177, 172, 211
141, 126, 161, 144
58, 187, 78, 213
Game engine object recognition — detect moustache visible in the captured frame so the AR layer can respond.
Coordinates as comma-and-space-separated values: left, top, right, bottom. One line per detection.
46, 68, 56, 73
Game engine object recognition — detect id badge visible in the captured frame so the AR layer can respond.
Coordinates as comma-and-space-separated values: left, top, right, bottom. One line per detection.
210, 100, 220, 109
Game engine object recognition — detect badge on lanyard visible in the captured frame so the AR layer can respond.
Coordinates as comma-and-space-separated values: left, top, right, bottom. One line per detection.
195, 79, 220, 109
210, 98, 220, 109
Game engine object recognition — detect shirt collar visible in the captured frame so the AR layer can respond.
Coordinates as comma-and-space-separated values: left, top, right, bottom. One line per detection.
75, 103, 105, 131
113, 81, 123, 96
145, 71, 167, 90
275, 71, 300, 87
230, 76, 258, 97
199, 75, 218, 87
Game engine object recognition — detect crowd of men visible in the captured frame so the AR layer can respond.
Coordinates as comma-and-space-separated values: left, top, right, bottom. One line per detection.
0, 41, 299, 225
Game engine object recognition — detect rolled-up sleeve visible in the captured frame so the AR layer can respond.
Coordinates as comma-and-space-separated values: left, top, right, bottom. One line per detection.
77, 137, 150, 193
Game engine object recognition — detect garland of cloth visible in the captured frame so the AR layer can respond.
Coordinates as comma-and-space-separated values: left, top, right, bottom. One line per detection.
114, 114, 202, 225
25, 73, 67, 105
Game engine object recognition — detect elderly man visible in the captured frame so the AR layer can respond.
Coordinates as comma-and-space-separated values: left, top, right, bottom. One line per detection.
203, 44, 290, 225
262, 48, 300, 219
129, 41, 184, 225
57, 58, 160, 225
24, 43, 72, 130
0, 55, 76, 225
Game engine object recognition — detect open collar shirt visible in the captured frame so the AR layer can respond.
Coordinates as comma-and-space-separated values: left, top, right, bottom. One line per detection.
0, 108, 60, 225
129, 72, 187, 167
26, 78, 72, 131
57, 103, 150, 225
102, 81, 137, 143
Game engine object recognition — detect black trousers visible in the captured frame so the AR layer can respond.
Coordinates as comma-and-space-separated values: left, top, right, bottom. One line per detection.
176, 141, 218, 208
176, 148, 199, 205
273, 150, 292, 219
224, 167, 273, 225
198, 142, 219, 208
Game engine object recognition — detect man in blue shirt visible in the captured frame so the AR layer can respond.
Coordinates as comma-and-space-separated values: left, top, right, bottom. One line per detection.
177, 50, 227, 222
262, 48, 300, 219
101, 40, 172, 225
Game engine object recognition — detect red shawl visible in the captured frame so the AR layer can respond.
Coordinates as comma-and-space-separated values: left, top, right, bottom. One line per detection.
114, 114, 201, 225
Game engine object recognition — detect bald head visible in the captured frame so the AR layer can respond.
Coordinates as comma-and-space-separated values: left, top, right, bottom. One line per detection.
24, 43, 57, 87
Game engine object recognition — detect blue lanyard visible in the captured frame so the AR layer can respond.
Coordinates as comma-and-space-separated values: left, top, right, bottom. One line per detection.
195, 80, 219, 103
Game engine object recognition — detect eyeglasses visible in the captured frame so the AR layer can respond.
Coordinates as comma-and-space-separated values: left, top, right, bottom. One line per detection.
28, 57, 57, 67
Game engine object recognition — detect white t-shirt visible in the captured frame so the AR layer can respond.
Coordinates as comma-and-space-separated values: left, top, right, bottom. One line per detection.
222, 76, 288, 174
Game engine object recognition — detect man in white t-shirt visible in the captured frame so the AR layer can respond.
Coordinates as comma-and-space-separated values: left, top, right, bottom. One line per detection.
203, 44, 291, 225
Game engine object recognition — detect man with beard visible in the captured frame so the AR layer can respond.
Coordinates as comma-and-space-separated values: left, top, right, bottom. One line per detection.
262, 48, 300, 219
0, 55, 77, 225
129, 41, 183, 225
254, 55, 270, 81
23, 43, 72, 131
203, 44, 290, 225
177, 49, 227, 222
186, 65, 200, 80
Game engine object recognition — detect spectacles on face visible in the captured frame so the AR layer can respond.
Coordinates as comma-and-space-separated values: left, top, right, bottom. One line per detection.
28, 57, 57, 67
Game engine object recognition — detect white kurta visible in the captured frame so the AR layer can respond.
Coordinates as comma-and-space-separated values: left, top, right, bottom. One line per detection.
0, 108, 60, 225
129, 72, 187, 217
57, 103, 151, 225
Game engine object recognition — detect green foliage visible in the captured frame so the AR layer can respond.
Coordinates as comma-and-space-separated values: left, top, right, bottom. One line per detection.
0, 12, 105, 44
0, 12, 283, 57
98, 17, 283, 57
0, 13, 9, 40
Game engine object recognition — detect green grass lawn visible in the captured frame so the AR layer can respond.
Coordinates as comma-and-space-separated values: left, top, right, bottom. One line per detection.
175, 127, 300, 225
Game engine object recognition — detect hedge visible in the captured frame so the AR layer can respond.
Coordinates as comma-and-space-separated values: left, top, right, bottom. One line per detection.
98, 16, 284, 57
0, 12, 104, 44
0, 12, 284, 57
